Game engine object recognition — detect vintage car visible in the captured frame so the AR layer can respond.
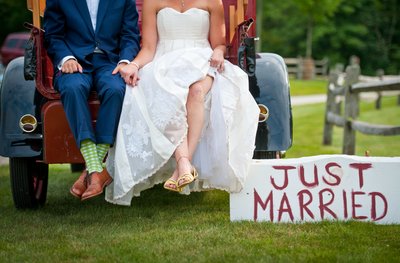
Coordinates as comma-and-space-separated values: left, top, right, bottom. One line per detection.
0, 0, 292, 208
0, 32, 31, 66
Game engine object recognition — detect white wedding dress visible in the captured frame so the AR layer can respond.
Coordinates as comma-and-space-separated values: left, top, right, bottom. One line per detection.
105, 7, 259, 205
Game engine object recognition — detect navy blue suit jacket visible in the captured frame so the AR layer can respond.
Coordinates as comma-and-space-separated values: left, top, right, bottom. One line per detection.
44, 0, 140, 70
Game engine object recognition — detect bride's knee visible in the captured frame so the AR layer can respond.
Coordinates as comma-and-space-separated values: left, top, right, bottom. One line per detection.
188, 83, 205, 103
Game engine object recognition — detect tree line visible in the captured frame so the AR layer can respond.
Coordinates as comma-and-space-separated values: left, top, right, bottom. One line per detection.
258, 0, 399, 75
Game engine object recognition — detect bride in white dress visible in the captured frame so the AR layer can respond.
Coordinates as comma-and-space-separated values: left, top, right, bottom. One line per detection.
105, 0, 259, 205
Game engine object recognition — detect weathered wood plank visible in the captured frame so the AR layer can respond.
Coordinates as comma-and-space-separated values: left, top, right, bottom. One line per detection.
351, 79, 400, 93
351, 121, 400, 136
329, 86, 345, 96
342, 65, 360, 155
326, 112, 345, 127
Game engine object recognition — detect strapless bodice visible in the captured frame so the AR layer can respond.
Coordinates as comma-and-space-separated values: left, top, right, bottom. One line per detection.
157, 7, 210, 40
155, 7, 211, 57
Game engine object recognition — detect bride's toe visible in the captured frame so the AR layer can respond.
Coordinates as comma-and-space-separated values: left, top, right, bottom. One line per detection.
163, 178, 181, 192
163, 170, 181, 192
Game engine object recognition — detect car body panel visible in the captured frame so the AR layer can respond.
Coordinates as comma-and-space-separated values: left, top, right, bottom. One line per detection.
42, 100, 99, 164
253, 53, 293, 151
0, 57, 42, 157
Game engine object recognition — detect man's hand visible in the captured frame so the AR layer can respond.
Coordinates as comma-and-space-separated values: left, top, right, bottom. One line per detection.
112, 62, 128, 75
61, 59, 83, 74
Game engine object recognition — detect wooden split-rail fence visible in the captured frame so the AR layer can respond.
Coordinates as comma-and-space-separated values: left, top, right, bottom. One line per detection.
284, 57, 329, 79
322, 65, 400, 154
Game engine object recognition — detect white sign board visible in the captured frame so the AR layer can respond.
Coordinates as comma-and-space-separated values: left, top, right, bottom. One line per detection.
230, 155, 400, 224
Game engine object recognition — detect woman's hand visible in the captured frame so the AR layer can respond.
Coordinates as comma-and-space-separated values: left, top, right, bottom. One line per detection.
209, 48, 225, 73
113, 62, 140, 86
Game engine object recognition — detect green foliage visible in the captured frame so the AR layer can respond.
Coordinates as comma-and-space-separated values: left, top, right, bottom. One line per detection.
0, 0, 31, 45
260, 0, 400, 75
293, 0, 343, 23
260, 0, 305, 56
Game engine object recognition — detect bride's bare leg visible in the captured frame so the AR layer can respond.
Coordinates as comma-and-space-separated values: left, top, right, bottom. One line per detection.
164, 76, 213, 190
174, 137, 192, 178
186, 76, 214, 157
177, 77, 213, 185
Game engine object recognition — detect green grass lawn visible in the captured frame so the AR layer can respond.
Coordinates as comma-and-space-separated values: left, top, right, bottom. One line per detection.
288, 96, 400, 158
1, 164, 400, 262
289, 78, 328, 96
1, 92, 399, 262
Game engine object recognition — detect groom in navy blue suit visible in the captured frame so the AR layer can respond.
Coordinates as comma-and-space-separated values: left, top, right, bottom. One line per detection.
44, 0, 140, 200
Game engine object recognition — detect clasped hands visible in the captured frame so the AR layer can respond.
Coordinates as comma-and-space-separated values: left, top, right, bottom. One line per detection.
117, 62, 140, 86
61, 47, 225, 87
61, 59, 140, 86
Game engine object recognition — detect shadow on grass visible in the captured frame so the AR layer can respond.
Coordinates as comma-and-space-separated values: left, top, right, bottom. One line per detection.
4, 165, 225, 228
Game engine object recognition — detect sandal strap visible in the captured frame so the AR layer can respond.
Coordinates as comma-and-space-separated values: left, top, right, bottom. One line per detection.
179, 173, 193, 181
177, 173, 195, 187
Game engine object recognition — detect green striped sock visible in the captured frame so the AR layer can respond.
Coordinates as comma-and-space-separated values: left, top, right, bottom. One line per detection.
96, 143, 110, 165
80, 139, 103, 174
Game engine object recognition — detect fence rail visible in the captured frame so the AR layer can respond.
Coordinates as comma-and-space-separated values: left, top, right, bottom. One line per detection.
283, 57, 303, 79
323, 65, 400, 154
352, 79, 400, 92
283, 57, 329, 79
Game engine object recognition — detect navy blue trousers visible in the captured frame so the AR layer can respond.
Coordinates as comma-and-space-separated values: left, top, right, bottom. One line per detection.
54, 53, 125, 148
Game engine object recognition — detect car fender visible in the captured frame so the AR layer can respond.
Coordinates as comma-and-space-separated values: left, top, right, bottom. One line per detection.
0, 57, 42, 157
253, 53, 293, 151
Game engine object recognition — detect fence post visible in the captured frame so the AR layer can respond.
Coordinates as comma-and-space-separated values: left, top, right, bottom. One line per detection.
322, 72, 340, 145
296, 56, 303, 79
375, 69, 384, 109
321, 57, 329, 76
342, 65, 360, 154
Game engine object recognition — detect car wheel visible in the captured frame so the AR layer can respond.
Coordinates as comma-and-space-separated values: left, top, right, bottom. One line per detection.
10, 157, 49, 209
253, 151, 279, 159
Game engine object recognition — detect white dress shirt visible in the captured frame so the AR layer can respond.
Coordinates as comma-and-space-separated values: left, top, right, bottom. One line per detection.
59, 0, 129, 68
86, 0, 100, 30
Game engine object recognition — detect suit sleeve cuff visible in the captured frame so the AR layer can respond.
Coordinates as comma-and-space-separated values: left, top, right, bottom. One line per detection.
118, 59, 130, 65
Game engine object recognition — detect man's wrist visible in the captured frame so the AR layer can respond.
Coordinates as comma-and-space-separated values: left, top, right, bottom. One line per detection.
118, 59, 130, 65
